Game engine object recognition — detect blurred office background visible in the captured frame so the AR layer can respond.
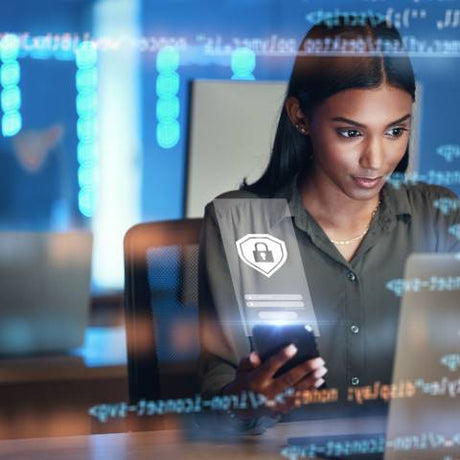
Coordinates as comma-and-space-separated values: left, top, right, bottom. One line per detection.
0, 0, 458, 293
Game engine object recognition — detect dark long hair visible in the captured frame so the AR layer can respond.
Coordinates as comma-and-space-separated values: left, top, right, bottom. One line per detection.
242, 16, 416, 196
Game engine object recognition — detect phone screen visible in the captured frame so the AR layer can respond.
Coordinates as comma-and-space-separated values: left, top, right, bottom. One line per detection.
252, 324, 320, 378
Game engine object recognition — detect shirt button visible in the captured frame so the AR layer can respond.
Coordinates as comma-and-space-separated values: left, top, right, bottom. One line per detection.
351, 377, 360, 386
350, 325, 360, 334
346, 271, 357, 281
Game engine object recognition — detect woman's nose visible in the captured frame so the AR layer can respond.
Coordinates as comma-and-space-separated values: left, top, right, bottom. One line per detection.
359, 138, 384, 171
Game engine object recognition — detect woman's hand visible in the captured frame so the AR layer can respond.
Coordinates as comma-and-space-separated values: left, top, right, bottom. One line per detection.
221, 344, 327, 419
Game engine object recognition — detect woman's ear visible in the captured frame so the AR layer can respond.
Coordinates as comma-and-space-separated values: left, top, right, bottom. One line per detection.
285, 96, 309, 135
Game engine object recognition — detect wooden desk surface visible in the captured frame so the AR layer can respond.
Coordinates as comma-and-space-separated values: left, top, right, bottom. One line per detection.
0, 416, 387, 459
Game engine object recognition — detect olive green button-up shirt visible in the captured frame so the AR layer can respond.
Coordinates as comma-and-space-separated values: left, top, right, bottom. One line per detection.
198, 177, 460, 406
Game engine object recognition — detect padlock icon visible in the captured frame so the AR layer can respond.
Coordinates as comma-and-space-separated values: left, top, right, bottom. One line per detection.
253, 242, 274, 263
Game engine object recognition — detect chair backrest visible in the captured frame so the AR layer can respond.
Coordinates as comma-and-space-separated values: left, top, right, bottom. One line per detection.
124, 219, 202, 403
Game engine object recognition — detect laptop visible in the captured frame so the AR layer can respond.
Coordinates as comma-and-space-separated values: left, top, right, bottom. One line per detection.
0, 232, 93, 355
285, 253, 460, 459
384, 253, 460, 459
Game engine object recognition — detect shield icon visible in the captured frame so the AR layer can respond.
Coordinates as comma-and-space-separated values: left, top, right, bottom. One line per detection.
236, 234, 287, 278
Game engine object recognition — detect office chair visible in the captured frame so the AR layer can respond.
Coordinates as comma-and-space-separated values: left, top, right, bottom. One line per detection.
124, 219, 202, 404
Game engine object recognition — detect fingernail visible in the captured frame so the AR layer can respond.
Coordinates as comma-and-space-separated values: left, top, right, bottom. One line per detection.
249, 352, 258, 365
317, 358, 325, 366
314, 378, 325, 388
285, 344, 298, 357
314, 368, 326, 379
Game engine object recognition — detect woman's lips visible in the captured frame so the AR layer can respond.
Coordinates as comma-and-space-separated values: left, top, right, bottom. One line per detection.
352, 176, 383, 189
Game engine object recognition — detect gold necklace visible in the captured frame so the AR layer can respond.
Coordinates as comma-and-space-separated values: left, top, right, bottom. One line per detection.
329, 200, 381, 246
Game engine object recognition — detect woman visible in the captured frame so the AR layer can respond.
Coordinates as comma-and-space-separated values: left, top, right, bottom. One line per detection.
198, 16, 460, 433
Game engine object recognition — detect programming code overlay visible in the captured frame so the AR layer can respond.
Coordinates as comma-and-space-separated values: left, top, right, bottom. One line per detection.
89, 389, 292, 423
88, 376, 459, 423
347, 377, 460, 404
281, 432, 460, 459
88, 387, 338, 423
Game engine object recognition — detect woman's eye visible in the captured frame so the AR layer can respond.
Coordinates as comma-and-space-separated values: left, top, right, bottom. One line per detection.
337, 129, 362, 138
386, 127, 408, 138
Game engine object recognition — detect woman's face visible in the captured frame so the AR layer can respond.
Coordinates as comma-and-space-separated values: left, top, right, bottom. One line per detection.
306, 83, 413, 201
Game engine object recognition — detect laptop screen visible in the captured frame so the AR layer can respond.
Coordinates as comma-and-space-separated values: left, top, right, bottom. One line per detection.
385, 253, 460, 459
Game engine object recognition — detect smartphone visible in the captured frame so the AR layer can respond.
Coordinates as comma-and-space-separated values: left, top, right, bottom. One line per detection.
252, 324, 320, 378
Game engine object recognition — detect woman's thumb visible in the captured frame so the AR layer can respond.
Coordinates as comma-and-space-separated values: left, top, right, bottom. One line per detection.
238, 352, 261, 372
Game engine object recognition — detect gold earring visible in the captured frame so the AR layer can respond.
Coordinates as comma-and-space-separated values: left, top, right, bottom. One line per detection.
295, 124, 308, 135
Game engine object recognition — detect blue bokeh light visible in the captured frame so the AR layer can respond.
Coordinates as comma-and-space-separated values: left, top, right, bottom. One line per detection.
75, 41, 98, 217
156, 96, 180, 121
78, 188, 95, 218
77, 143, 97, 167
1, 87, 21, 112
76, 68, 98, 93
2, 111, 22, 137
231, 47, 256, 80
157, 119, 180, 149
0, 34, 20, 62
76, 41, 98, 69
156, 47, 181, 150
1, 61, 20, 87
156, 71, 180, 98
0, 34, 22, 137
156, 46, 180, 73
76, 92, 98, 117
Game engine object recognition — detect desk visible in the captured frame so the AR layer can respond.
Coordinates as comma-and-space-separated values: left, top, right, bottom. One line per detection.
0, 416, 387, 459
0, 327, 128, 440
